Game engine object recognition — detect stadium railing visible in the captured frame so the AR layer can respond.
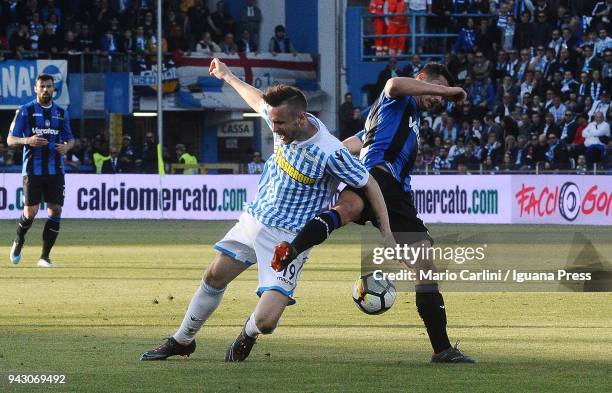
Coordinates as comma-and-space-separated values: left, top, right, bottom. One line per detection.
0, 50, 173, 73
416, 162, 610, 175
361, 11, 500, 61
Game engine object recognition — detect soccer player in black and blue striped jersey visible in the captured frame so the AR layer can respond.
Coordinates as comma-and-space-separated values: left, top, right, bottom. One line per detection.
7, 73, 74, 268
273, 63, 476, 363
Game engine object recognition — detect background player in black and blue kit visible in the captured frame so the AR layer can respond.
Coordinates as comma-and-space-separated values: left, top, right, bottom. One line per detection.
7, 74, 74, 268
272, 63, 475, 363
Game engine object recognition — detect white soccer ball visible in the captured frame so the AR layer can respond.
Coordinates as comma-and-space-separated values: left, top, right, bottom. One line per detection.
352, 272, 396, 315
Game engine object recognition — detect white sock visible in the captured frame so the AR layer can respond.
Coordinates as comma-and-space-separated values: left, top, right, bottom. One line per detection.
244, 313, 262, 338
173, 280, 225, 345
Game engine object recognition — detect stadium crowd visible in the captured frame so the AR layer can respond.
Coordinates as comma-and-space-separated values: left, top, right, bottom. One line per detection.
0, 0, 296, 68
0, 0, 286, 174
2, 0, 611, 174
355, 0, 612, 173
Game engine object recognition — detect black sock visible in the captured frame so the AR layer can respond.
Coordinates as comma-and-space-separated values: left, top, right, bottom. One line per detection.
291, 209, 342, 255
41, 216, 61, 259
415, 283, 451, 354
16, 214, 34, 243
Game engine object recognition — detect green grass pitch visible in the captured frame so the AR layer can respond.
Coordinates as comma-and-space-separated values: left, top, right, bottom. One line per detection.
0, 220, 610, 392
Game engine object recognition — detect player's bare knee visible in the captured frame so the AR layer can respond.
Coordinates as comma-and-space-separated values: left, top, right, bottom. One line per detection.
203, 266, 226, 290
254, 315, 278, 335
48, 206, 62, 217
24, 205, 39, 219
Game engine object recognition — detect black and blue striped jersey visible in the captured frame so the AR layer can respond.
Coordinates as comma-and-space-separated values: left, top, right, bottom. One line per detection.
356, 91, 420, 192
10, 100, 74, 176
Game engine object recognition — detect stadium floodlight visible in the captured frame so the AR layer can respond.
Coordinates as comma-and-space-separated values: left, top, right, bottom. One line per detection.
133, 112, 158, 117
243, 112, 260, 118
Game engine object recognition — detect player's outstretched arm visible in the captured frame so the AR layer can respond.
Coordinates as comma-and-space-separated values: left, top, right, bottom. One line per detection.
209, 58, 265, 113
7, 135, 48, 147
361, 176, 395, 247
384, 77, 467, 102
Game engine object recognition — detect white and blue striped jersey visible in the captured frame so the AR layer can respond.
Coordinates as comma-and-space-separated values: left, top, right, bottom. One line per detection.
247, 106, 369, 233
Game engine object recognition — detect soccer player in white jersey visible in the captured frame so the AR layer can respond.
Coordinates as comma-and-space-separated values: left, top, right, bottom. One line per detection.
140, 59, 394, 362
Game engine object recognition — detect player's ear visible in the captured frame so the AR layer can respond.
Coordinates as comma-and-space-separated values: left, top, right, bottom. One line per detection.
416, 72, 426, 81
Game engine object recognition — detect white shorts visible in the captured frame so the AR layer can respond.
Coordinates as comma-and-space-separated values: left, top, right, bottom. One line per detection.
214, 212, 309, 305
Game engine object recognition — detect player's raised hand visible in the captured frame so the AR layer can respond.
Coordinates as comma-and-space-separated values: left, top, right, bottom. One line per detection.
445, 86, 468, 103
26, 135, 48, 147
55, 143, 70, 155
209, 58, 232, 81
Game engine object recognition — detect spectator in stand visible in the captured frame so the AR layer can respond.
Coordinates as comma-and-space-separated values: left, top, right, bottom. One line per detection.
375, 57, 400, 97
588, 91, 611, 120
603, 49, 612, 91
344, 108, 364, 140
505, 135, 519, 160
498, 151, 514, 171
561, 27, 578, 51
544, 132, 570, 170
481, 132, 503, 164
447, 137, 465, 162
549, 29, 564, 56
10, 24, 30, 53
500, 15, 516, 51
560, 70, 579, 100
62, 30, 79, 54
176, 144, 198, 175
581, 45, 602, 74
401, 54, 423, 78
339, 93, 355, 140
119, 29, 136, 54
196, 31, 221, 55
454, 144, 480, 170
240, 0, 262, 47
548, 95, 567, 124
406, 0, 432, 54
209, 1, 235, 43
220, 33, 238, 55
533, 133, 549, 167
575, 154, 588, 174
484, 113, 503, 140
78, 24, 97, 53
369, 0, 387, 56
430, 0, 453, 50
140, 132, 158, 174
119, 135, 136, 173
542, 112, 561, 138
38, 23, 60, 54
185, 0, 210, 41
269, 25, 296, 55
237, 29, 258, 54
168, 25, 190, 54
532, 11, 552, 48
41, 0, 62, 26
515, 11, 534, 49
101, 147, 124, 174
583, 111, 611, 166
453, 18, 476, 53
247, 151, 264, 175
433, 146, 452, 174
595, 28, 612, 57
439, 114, 458, 141
590, 70, 604, 101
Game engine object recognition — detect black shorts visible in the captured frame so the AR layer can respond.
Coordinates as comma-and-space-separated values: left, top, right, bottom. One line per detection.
343, 167, 432, 245
23, 175, 65, 206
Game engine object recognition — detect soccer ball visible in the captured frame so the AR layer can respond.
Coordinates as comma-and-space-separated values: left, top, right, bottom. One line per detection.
352, 272, 396, 315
